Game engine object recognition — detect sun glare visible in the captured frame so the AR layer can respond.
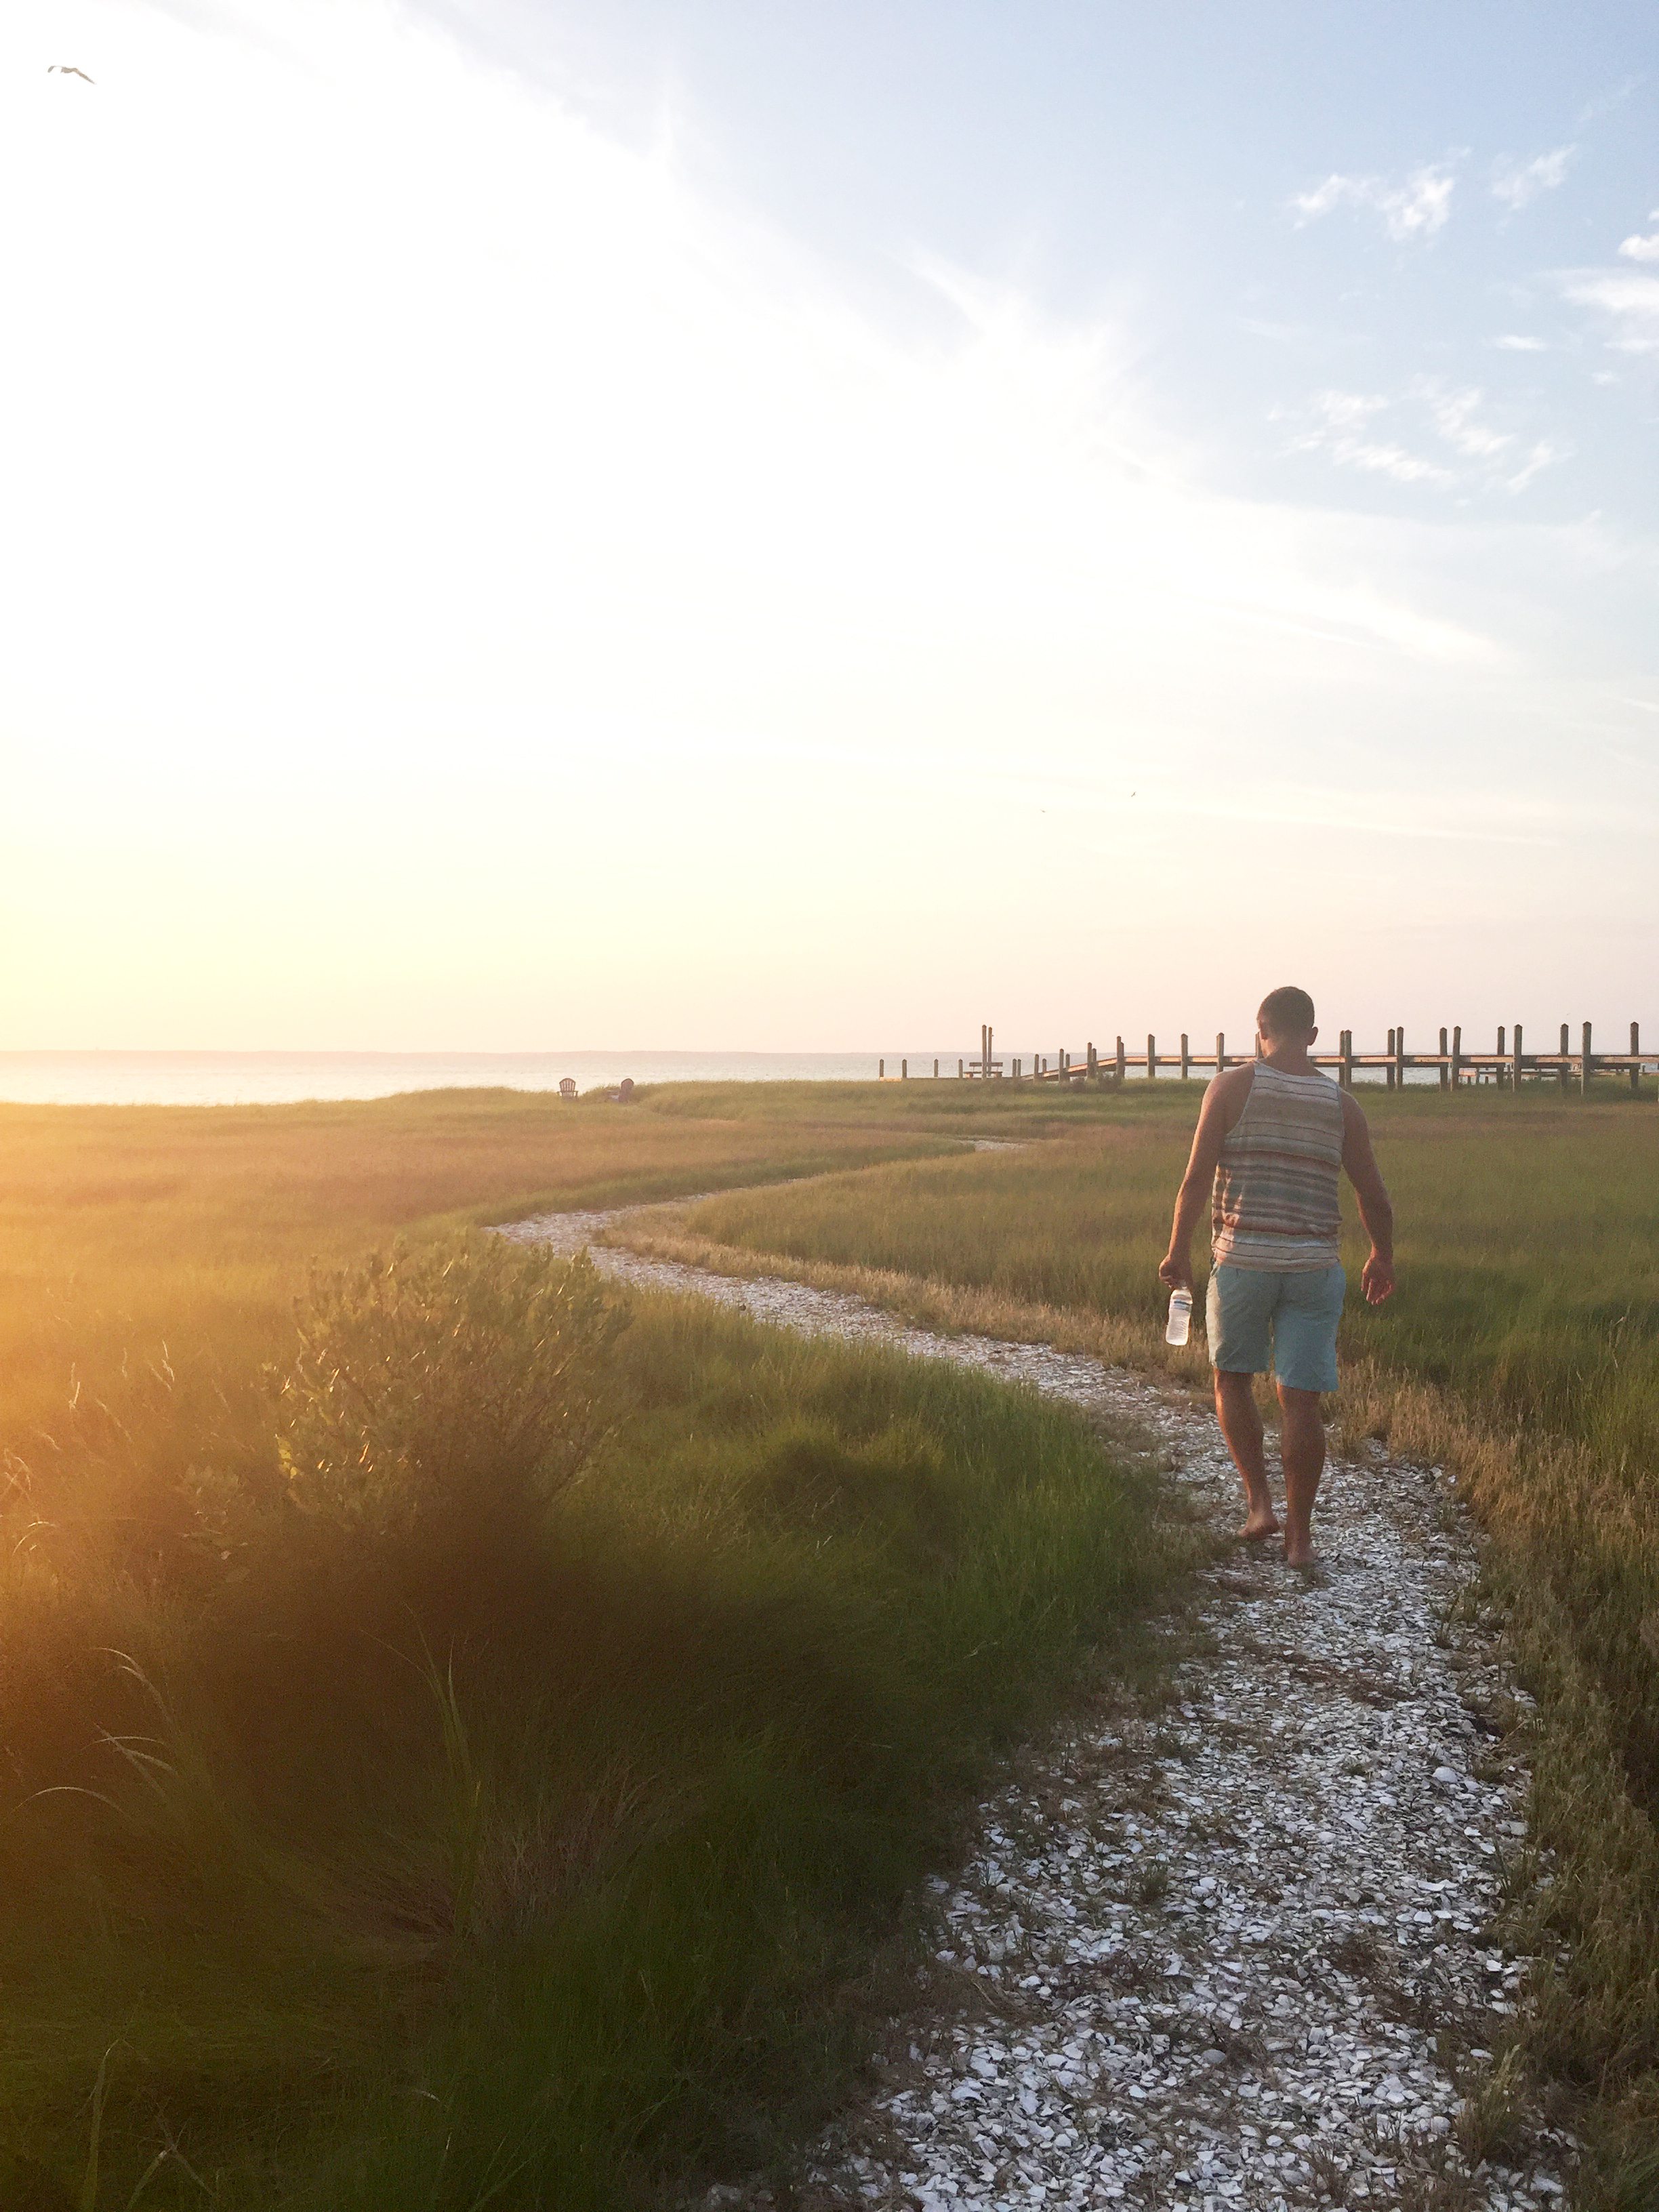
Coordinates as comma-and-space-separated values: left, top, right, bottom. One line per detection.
1, 0, 1652, 1046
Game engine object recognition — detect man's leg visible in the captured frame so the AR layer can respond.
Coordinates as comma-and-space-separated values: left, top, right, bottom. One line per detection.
1206, 1265, 1279, 1539
1269, 1263, 1344, 1567
1276, 1384, 1326, 1566
1214, 1369, 1279, 1540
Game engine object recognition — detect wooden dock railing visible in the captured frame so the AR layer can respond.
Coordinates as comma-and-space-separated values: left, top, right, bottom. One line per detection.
898, 1023, 1653, 1096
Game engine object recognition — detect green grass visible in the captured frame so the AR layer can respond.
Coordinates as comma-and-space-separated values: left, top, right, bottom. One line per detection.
0, 1086, 958, 1641
0, 1094, 1174, 2209
640, 1074, 1153, 1137
12, 1072, 1659, 2197
686, 1080, 1659, 2186
691, 1084, 1659, 1465
689, 1123, 1185, 1325
0, 1086, 955, 1427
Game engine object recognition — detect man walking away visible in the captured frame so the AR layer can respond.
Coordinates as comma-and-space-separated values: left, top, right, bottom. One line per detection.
1159, 986, 1394, 1568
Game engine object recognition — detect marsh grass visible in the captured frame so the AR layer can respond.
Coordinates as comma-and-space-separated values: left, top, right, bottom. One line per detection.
0, 1189, 1171, 2205
0, 1086, 952, 1423
11, 1076, 1657, 2198
680, 1084, 1659, 2188
0, 1088, 956, 1664
604, 1208, 1210, 1378
0, 1087, 1023, 2205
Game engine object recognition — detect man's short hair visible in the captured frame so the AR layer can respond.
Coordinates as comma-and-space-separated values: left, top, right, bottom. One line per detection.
1258, 985, 1316, 1038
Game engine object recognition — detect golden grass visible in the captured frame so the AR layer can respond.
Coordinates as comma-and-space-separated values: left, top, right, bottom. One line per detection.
0, 1088, 953, 1447
7, 1075, 1658, 2196
605, 1204, 1202, 1380
1328, 1359, 1659, 2183
664, 1089, 1659, 2192
0, 1253, 1173, 2208
0, 1084, 1185, 2205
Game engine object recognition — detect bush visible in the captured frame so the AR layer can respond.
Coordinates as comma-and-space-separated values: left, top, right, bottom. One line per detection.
275, 1237, 622, 1536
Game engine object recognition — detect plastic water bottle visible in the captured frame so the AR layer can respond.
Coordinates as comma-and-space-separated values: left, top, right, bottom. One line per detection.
1165, 1287, 1193, 1347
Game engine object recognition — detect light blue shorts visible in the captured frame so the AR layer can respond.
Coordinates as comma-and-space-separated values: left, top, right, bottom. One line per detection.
1206, 1261, 1345, 1393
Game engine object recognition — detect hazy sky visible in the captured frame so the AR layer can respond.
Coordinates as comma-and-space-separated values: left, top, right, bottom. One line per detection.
2, 0, 1655, 1050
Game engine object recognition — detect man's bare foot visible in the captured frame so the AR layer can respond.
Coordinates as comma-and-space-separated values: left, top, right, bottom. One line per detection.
1284, 1537, 1318, 1569
1241, 1510, 1281, 1542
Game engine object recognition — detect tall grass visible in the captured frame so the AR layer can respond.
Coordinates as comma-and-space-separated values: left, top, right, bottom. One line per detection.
0, 1225, 1171, 2207
0, 1088, 955, 1620
641, 1076, 1151, 1136
0, 1087, 1063, 2205
692, 1090, 1659, 1459
0, 1086, 951, 1413
685, 1084, 1659, 2183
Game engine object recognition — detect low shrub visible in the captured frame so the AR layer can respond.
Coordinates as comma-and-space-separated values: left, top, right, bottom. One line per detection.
276, 1237, 621, 1535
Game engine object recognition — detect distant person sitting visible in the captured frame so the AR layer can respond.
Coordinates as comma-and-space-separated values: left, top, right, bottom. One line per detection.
1158, 985, 1395, 1568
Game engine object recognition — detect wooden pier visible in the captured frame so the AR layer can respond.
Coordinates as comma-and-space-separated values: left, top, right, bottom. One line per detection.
907, 1021, 1654, 1096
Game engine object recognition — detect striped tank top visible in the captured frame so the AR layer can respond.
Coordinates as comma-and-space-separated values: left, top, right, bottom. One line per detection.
1211, 1061, 1344, 1271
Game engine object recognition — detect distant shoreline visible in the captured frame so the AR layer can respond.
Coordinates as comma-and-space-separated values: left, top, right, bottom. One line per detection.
3, 1048, 1441, 1109
0, 1050, 901, 1107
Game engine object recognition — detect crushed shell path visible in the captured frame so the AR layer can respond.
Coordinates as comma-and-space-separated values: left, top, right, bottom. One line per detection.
504, 1210, 1575, 2212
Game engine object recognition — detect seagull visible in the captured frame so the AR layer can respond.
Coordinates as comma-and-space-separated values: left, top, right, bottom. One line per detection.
47, 64, 95, 82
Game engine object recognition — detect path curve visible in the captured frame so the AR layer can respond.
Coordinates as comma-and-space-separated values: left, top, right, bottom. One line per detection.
502, 1208, 1574, 2212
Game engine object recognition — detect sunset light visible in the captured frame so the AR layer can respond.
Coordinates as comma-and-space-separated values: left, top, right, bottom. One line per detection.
4, 0, 1654, 1050
5, 9, 1658, 2203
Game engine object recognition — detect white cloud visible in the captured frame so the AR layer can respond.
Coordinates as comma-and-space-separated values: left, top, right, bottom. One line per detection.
1562, 270, 1659, 353
1419, 384, 1511, 460
1291, 163, 1456, 242
1495, 334, 1547, 350
1283, 382, 1566, 497
1284, 392, 1454, 485
1416, 387, 1567, 492
1618, 230, 1659, 264
1307, 390, 1388, 428
1491, 147, 1575, 211
1500, 440, 1568, 495
1340, 441, 1455, 485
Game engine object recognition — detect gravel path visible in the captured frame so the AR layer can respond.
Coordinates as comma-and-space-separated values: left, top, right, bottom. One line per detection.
503, 1209, 1574, 2211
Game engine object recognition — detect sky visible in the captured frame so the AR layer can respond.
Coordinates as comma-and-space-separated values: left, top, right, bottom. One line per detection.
1, 0, 1655, 1052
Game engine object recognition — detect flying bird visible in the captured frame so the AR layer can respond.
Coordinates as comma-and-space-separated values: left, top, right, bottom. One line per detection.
47, 64, 95, 83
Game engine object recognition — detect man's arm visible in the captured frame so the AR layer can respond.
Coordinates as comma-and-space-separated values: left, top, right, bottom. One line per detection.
1340, 1091, 1395, 1305
1159, 1067, 1251, 1292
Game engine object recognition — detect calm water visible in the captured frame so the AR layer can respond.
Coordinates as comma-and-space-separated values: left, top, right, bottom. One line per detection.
0, 1050, 1433, 1108
0, 1051, 941, 1107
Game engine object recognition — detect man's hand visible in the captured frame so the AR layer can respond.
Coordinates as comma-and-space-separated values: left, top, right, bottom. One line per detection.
1159, 1249, 1193, 1294
1342, 1096, 1395, 1309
